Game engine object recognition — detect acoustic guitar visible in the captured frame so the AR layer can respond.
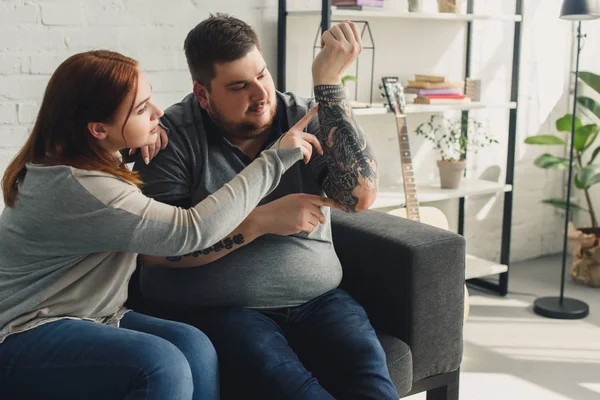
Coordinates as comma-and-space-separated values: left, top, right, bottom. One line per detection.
380, 76, 470, 320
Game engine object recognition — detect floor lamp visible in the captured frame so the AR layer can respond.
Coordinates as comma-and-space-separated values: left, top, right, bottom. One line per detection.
533, 0, 599, 319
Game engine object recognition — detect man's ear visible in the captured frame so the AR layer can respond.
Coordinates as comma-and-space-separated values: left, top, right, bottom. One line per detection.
87, 122, 108, 140
193, 81, 209, 110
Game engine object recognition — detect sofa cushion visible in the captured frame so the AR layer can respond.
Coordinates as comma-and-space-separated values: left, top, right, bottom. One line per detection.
377, 332, 413, 395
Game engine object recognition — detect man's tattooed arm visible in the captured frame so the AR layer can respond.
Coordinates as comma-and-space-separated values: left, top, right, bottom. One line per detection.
314, 84, 378, 213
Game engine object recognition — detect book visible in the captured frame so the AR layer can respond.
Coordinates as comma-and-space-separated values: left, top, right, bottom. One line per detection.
425, 94, 467, 99
407, 81, 464, 89
415, 74, 445, 83
404, 87, 464, 96
414, 96, 472, 105
332, 0, 384, 7
334, 5, 386, 10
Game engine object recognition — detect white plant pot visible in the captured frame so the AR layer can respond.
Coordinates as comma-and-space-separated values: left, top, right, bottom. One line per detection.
437, 159, 466, 189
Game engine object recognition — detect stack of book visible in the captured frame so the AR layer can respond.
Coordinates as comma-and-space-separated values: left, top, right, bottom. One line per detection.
332, 0, 384, 10
404, 75, 470, 105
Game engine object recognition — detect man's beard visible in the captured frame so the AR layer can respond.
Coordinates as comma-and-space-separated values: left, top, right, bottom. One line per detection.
206, 98, 277, 140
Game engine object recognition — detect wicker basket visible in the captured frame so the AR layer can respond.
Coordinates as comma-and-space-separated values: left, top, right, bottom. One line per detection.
568, 224, 600, 287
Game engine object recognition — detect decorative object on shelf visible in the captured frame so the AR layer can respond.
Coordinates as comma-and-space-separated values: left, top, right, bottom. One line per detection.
465, 78, 482, 101
437, 0, 464, 14
407, 0, 423, 13
415, 115, 498, 189
530, 0, 599, 321
525, 73, 600, 289
380, 76, 470, 319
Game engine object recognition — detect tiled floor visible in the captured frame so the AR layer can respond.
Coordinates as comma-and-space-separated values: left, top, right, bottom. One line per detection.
405, 254, 600, 400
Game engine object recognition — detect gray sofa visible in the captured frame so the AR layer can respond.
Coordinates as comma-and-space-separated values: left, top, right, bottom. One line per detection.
331, 209, 465, 399
127, 209, 465, 399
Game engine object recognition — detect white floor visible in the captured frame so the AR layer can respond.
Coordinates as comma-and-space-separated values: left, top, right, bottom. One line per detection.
405, 254, 600, 400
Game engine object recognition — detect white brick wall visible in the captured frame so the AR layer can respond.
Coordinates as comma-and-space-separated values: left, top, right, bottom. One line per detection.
0, 0, 277, 211
0, 0, 586, 264
0, 104, 17, 125
0, 1, 39, 25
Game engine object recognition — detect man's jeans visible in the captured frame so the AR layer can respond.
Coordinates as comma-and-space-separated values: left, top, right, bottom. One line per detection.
0, 311, 219, 400
177, 288, 398, 400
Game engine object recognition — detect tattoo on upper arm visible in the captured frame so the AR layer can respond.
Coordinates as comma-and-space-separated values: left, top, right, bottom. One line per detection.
313, 85, 378, 212
166, 233, 245, 262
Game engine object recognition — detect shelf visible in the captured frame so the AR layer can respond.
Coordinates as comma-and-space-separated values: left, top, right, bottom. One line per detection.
351, 102, 517, 115
370, 179, 512, 210
288, 10, 522, 22
465, 254, 508, 280
280, 0, 523, 296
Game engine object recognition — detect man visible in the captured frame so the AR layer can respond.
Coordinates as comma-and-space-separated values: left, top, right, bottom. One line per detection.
135, 14, 397, 400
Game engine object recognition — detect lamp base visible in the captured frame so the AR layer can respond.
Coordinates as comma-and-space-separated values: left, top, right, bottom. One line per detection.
533, 296, 589, 319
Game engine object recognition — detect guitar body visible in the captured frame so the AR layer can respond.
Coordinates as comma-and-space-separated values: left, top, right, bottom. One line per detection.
387, 206, 449, 230
381, 77, 470, 321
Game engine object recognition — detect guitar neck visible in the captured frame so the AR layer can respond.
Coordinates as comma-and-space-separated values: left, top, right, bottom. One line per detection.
395, 116, 420, 222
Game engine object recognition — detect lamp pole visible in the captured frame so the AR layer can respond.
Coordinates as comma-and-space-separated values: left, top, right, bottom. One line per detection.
532, 0, 599, 319
559, 21, 583, 305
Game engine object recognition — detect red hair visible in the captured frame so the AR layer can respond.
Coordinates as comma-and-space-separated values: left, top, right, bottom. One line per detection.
2, 50, 142, 208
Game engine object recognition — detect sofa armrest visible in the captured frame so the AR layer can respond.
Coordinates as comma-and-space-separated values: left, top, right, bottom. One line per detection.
331, 209, 465, 381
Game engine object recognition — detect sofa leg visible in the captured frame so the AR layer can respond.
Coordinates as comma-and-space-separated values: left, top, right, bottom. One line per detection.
426, 381, 459, 400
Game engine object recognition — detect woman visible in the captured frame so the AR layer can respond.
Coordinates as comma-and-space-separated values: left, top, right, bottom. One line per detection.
0, 50, 317, 399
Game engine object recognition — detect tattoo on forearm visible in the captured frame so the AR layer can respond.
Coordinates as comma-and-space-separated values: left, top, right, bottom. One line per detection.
313, 85, 378, 212
166, 233, 245, 262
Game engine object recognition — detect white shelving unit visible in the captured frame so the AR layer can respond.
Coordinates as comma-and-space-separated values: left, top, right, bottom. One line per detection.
465, 255, 508, 280
279, 1, 523, 295
351, 102, 518, 116
288, 10, 522, 22
371, 179, 512, 210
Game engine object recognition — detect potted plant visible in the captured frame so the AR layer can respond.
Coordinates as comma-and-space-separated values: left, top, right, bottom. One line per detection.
524, 71, 600, 287
415, 114, 498, 189
341, 75, 357, 100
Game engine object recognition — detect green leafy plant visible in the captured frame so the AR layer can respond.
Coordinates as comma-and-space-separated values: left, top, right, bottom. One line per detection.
415, 115, 498, 162
524, 71, 600, 228
341, 75, 358, 86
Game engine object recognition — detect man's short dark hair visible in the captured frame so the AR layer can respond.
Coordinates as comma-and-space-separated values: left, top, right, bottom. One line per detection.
184, 13, 260, 91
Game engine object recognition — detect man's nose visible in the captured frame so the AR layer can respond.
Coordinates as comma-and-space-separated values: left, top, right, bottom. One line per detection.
249, 80, 268, 102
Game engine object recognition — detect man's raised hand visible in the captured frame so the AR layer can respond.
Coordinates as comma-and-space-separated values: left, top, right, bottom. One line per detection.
312, 21, 363, 86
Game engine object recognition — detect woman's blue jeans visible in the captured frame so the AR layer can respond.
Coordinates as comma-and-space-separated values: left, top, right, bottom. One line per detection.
0, 311, 219, 400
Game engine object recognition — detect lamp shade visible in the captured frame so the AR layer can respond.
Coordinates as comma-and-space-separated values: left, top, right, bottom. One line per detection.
560, 0, 600, 20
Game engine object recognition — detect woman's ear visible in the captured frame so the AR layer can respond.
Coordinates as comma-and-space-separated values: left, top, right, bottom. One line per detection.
193, 81, 209, 110
87, 122, 108, 140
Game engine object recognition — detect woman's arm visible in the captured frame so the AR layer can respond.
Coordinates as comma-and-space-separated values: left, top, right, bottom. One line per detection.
138, 193, 340, 268
139, 212, 261, 268
73, 146, 302, 257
